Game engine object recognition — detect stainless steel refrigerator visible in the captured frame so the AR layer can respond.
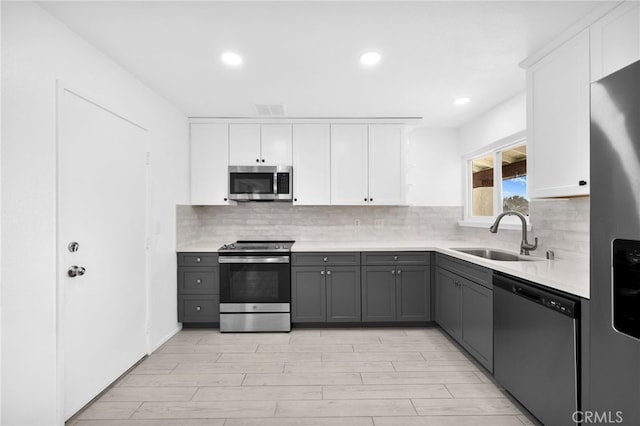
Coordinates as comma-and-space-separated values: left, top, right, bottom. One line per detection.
589, 58, 640, 424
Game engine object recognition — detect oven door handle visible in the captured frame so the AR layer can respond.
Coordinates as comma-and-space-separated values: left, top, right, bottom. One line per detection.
219, 256, 290, 264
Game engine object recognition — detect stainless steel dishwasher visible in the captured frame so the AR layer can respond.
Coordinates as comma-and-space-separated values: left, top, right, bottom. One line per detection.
493, 273, 580, 426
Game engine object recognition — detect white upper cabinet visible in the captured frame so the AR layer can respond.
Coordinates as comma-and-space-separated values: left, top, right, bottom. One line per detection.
591, 1, 640, 82
292, 124, 331, 205
229, 124, 261, 165
229, 124, 292, 166
368, 125, 404, 205
190, 123, 233, 205
261, 124, 293, 165
331, 125, 369, 205
330, 124, 405, 206
527, 29, 591, 198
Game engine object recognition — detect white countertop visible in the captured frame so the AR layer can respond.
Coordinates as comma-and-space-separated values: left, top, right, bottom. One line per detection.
178, 240, 589, 299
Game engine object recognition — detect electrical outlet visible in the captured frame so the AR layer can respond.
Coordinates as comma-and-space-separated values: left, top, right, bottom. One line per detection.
354, 219, 361, 227
374, 219, 385, 228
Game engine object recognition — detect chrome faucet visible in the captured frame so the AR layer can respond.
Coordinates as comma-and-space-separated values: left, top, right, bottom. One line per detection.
490, 211, 538, 255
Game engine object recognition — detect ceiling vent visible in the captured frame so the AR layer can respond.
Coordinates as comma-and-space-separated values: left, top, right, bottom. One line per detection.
254, 104, 287, 116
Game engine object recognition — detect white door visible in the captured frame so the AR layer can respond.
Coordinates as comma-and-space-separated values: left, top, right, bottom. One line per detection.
190, 123, 231, 205
261, 124, 292, 165
292, 124, 331, 205
368, 125, 404, 205
330, 125, 368, 205
59, 88, 148, 419
229, 124, 261, 165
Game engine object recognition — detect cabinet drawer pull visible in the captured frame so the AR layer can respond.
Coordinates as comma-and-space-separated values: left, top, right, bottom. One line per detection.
196, 306, 201, 311
323, 257, 328, 262
394, 255, 398, 261
579, 180, 588, 186
196, 257, 201, 263
196, 279, 202, 284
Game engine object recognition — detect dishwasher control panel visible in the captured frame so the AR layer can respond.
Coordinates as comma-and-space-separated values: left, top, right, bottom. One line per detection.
542, 298, 574, 316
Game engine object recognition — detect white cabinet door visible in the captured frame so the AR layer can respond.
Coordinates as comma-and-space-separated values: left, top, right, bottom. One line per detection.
229, 124, 261, 165
292, 124, 331, 205
528, 29, 590, 198
331, 125, 368, 205
191, 123, 232, 205
368, 125, 404, 205
261, 124, 293, 165
591, 2, 640, 81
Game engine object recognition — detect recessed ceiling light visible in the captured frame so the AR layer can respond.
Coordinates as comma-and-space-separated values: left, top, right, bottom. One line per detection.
221, 52, 243, 67
453, 97, 471, 105
360, 51, 381, 66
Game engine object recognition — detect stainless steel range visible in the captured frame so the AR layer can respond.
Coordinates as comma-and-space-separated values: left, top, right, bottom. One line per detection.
218, 240, 294, 332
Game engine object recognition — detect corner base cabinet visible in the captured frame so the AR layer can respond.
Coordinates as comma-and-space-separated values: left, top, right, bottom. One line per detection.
177, 252, 220, 324
435, 254, 493, 372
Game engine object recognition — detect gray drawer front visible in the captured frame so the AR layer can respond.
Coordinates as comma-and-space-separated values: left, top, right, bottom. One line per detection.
292, 252, 360, 266
179, 267, 219, 294
178, 252, 218, 267
437, 254, 492, 289
362, 252, 430, 266
178, 295, 220, 323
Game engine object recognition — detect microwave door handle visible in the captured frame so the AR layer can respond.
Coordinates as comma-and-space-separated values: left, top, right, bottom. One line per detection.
273, 172, 278, 195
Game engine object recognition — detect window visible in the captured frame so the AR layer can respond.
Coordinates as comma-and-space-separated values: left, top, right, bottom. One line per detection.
464, 133, 528, 225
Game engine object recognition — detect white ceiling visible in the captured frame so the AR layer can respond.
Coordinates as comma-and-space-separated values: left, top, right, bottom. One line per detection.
39, 1, 606, 128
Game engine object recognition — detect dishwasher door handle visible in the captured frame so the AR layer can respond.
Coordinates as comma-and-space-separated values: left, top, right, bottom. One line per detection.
512, 286, 543, 303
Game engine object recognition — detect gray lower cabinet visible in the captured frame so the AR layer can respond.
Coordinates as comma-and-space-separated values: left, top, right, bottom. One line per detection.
435, 254, 493, 372
362, 252, 431, 322
291, 253, 361, 323
177, 252, 219, 323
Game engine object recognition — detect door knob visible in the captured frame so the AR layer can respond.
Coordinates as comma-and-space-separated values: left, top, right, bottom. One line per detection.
68, 265, 86, 277
68, 241, 80, 253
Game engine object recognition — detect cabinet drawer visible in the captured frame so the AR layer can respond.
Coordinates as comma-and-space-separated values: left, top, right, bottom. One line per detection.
292, 252, 360, 266
362, 252, 430, 266
178, 267, 219, 294
178, 252, 218, 267
178, 295, 220, 323
437, 254, 492, 289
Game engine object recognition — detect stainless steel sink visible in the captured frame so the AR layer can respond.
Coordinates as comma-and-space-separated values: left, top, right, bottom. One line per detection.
452, 248, 546, 262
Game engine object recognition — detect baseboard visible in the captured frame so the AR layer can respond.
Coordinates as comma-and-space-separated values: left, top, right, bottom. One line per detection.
150, 324, 182, 354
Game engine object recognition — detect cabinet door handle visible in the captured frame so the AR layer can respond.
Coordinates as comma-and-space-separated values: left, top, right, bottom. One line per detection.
261, 159, 265, 163
397, 270, 402, 275
256, 158, 260, 163
196, 279, 202, 284
364, 198, 368, 202
327, 270, 332, 275
195, 306, 201, 311
579, 180, 587, 186
323, 257, 328, 262
391, 270, 395, 275
394, 255, 398, 261
321, 270, 325, 275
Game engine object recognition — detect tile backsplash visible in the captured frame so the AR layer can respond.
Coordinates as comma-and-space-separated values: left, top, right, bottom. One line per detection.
177, 198, 589, 262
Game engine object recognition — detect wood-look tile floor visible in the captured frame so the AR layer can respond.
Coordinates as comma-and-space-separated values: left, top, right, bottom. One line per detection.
67, 327, 541, 426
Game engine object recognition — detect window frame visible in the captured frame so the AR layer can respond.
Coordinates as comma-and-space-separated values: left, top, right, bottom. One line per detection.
460, 131, 529, 229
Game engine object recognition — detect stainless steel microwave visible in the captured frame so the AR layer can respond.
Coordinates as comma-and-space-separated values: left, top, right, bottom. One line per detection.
228, 165, 292, 201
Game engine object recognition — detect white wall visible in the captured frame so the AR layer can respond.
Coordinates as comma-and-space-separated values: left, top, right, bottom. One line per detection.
1, 2, 189, 424
405, 127, 462, 206
457, 91, 526, 155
